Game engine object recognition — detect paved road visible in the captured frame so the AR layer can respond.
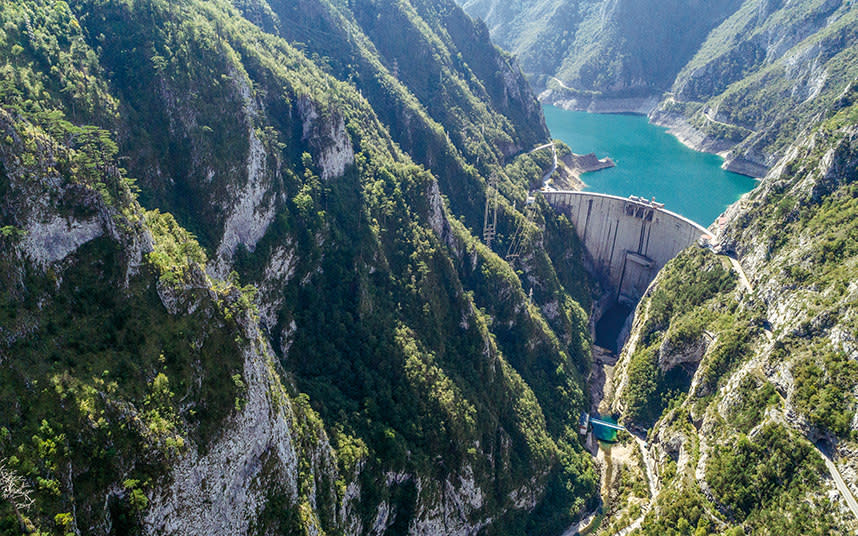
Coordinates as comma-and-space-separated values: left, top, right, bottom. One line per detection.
703, 108, 757, 134
549, 76, 575, 92
529, 142, 554, 154
527, 141, 558, 189
721, 255, 774, 342
726, 256, 752, 293
724, 255, 857, 521
541, 143, 558, 189
817, 446, 858, 521
633, 435, 658, 500
569, 434, 657, 536
560, 508, 599, 536
614, 516, 642, 536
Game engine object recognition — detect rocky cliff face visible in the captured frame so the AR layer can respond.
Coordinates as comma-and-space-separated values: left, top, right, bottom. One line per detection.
0, 101, 337, 535
0, 0, 597, 534
460, 0, 858, 177
606, 95, 858, 534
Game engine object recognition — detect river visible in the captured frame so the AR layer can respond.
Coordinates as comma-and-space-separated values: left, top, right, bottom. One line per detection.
543, 105, 757, 226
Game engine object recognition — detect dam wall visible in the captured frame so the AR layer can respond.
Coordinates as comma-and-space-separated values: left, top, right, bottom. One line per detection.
544, 190, 710, 304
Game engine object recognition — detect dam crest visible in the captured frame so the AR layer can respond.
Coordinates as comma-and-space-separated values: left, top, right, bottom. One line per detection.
543, 190, 711, 305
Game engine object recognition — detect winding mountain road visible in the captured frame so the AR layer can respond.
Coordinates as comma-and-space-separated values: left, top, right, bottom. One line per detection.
702, 107, 757, 135
725, 255, 752, 294
634, 435, 658, 500
529, 141, 558, 189
529, 142, 554, 154
818, 446, 858, 521
542, 143, 558, 189
560, 508, 599, 536
722, 254, 858, 521
549, 76, 576, 92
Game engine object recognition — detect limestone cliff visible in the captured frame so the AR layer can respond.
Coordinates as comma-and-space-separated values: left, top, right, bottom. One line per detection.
0, 102, 337, 535
606, 95, 858, 534
0, 0, 597, 534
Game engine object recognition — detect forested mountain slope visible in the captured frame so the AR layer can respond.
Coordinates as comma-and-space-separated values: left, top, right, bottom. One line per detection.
451, 1, 858, 534
603, 86, 858, 535
456, 0, 742, 110
652, 0, 858, 176
0, 0, 598, 534
458, 0, 858, 176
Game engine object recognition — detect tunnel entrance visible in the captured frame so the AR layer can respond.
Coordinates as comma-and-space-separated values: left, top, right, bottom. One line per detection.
594, 302, 633, 354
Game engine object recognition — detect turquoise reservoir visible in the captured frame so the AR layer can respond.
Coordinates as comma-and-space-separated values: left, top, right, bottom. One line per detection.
543, 105, 758, 226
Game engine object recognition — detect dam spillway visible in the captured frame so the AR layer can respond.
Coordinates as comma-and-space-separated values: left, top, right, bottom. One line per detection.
543, 190, 710, 304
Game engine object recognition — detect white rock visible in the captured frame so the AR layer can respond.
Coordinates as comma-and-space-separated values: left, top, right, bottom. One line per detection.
212, 127, 276, 277
144, 337, 300, 535
22, 215, 103, 266
212, 69, 277, 277
297, 97, 355, 181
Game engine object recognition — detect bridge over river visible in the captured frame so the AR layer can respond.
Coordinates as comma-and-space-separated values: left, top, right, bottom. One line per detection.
543, 190, 711, 305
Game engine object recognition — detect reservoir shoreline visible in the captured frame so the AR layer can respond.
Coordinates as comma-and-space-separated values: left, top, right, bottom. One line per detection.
538, 93, 768, 179
542, 105, 758, 226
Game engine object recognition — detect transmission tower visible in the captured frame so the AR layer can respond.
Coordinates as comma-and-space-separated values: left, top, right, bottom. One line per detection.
483, 174, 499, 249
506, 196, 538, 261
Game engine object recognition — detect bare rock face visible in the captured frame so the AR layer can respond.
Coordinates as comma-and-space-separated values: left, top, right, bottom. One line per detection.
212, 127, 277, 276
212, 70, 278, 277
144, 337, 303, 535
657, 334, 709, 373
543, 90, 661, 115
647, 107, 738, 157
297, 96, 355, 182
362, 466, 491, 536
338, 463, 547, 536
0, 113, 126, 275
427, 179, 458, 254
22, 214, 104, 266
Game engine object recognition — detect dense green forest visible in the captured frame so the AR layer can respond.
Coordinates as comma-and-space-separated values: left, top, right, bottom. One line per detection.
3, 0, 858, 535
0, 0, 602, 534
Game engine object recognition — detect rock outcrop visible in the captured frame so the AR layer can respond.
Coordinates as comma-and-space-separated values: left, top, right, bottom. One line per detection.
607, 103, 858, 533
0, 1, 596, 534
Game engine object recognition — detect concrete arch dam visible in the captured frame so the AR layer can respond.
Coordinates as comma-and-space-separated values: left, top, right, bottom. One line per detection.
543, 191, 710, 304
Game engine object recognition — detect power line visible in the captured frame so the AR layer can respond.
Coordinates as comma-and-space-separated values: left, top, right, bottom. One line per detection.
482, 173, 498, 249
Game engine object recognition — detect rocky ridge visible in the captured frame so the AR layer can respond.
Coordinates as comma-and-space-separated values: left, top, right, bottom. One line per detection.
460, 0, 858, 178
0, 0, 599, 533
604, 98, 858, 534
